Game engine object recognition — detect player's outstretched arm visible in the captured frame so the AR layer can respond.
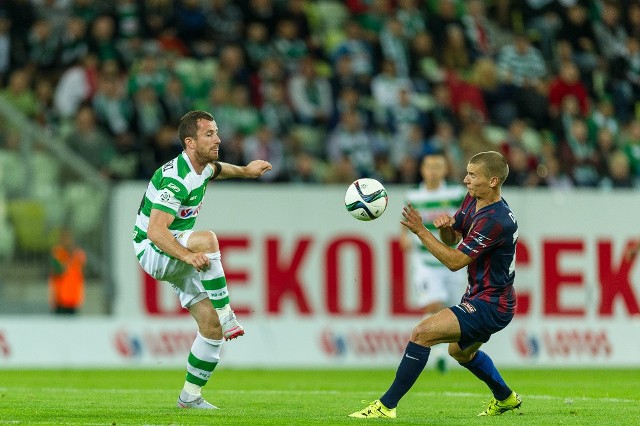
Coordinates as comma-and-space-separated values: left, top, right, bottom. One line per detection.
215, 160, 272, 180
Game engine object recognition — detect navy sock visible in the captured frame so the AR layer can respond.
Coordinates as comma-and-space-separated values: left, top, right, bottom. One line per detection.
380, 342, 431, 409
460, 350, 512, 400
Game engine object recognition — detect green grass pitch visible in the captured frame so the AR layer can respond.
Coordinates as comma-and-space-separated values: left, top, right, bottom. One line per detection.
1, 368, 639, 425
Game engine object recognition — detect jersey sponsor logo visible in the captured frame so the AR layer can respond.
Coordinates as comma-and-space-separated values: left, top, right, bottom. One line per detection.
179, 203, 202, 218
167, 183, 181, 194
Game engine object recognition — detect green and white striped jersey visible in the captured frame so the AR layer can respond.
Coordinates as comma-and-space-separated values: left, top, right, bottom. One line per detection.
133, 152, 214, 244
404, 182, 466, 266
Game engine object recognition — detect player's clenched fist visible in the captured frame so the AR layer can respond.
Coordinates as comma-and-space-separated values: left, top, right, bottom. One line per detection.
185, 252, 210, 271
433, 213, 455, 229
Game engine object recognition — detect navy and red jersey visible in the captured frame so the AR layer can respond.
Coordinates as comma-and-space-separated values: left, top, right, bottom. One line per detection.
453, 193, 518, 314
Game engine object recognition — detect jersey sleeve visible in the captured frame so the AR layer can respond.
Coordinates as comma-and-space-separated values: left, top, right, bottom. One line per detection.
457, 216, 505, 259
452, 193, 472, 234
151, 178, 188, 215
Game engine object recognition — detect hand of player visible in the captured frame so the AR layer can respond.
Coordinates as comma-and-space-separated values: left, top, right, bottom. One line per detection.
184, 252, 210, 272
245, 160, 273, 178
433, 213, 455, 229
401, 203, 426, 236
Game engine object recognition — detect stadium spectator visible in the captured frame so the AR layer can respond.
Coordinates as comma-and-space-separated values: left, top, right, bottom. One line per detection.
556, 4, 599, 78
244, 0, 279, 38
461, 0, 497, 60
0, 68, 37, 118
468, 57, 517, 128
408, 30, 441, 93
244, 22, 274, 72
242, 124, 284, 182
382, 86, 428, 138
558, 118, 600, 187
379, 16, 411, 78
287, 150, 324, 184
426, 119, 464, 181
439, 24, 471, 74
621, 119, 640, 181
226, 84, 261, 137
204, 0, 245, 46
521, 0, 563, 61
88, 14, 125, 67
130, 84, 170, 144
26, 19, 58, 73
58, 16, 90, 71
49, 227, 86, 315
427, 0, 463, 49
593, 0, 628, 62
0, 14, 10, 85
396, 0, 426, 40
537, 155, 574, 190
390, 123, 428, 171
162, 75, 193, 127
53, 54, 99, 120
91, 66, 133, 137
33, 77, 56, 129
327, 109, 375, 178
350, 151, 521, 419
260, 81, 295, 137
270, 18, 308, 74
587, 97, 619, 137
287, 55, 333, 126
174, 0, 212, 58
548, 61, 590, 120
497, 32, 548, 128
602, 150, 634, 189
64, 105, 115, 177
279, 0, 313, 49
331, 85, 373, 131
331, 19, 375, 86
370, 58, 413, 111
140, 0, 176, 40
458, 108, 493, 162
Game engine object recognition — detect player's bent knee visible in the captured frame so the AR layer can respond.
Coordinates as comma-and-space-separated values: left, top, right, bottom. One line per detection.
409, 325, 433, 346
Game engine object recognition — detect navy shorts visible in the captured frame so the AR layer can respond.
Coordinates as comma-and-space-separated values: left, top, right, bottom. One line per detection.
450, 299, 514, 350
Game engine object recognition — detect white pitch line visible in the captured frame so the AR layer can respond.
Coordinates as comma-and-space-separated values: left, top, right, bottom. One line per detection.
0, 388, 637, 404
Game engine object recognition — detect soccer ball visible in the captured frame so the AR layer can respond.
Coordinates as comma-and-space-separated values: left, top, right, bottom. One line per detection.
344, 178, 388, 221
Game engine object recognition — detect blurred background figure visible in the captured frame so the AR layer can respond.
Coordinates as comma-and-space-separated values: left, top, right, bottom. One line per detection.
49, 227, 86, 315
400, 150, 467, 372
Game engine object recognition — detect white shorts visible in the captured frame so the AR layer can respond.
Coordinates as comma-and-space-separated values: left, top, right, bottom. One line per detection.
134, 230, 209, 308
411, 253, 468, 308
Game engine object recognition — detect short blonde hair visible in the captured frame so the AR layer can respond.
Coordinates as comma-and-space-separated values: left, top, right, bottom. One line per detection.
469, 151, 509, 185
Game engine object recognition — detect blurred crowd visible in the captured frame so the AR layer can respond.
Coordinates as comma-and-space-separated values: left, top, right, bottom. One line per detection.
1, 0, 640, 188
